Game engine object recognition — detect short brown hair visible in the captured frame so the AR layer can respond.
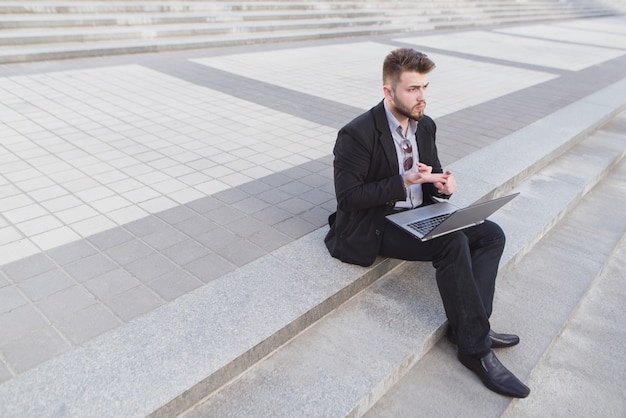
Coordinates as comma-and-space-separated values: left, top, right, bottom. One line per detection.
383, 48, 435, 87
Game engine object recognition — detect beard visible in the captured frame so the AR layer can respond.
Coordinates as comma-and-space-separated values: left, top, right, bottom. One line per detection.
394, 100, 426, 121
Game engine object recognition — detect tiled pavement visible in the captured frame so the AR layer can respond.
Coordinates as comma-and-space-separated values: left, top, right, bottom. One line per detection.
1, 16, 626, 385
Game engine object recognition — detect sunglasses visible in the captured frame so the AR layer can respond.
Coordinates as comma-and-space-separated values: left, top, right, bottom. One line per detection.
401, 139, 413, 171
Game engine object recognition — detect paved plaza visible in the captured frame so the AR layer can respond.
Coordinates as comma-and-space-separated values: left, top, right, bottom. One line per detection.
1, 14, 626, 393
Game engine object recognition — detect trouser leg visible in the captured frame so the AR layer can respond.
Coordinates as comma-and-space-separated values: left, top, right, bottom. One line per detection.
464, 220, 506, 318
380, 220, 504, 357
430, 228, 491, 357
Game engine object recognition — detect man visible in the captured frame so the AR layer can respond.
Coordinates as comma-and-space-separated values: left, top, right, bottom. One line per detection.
325, 48, 529, 398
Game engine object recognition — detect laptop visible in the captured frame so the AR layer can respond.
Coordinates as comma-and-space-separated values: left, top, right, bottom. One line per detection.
386, 193, 519, 241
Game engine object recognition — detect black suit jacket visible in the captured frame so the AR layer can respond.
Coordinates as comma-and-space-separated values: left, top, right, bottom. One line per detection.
325, 100, 449, 266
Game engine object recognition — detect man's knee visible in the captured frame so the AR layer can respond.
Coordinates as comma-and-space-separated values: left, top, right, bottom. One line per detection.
477, 220, 506, 246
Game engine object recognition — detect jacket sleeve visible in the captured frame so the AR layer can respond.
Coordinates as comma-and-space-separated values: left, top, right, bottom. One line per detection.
333, 124, 406, 213
417, 116, 451, 201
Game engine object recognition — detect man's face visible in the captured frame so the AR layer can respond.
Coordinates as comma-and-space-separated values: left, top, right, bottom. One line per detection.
385, 71, 429, 121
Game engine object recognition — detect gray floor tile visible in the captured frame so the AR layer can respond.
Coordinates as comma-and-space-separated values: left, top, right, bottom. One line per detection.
83, 269, 141, 300
35, 286, 97, 323
147, 270, 202, 302
259, 172, 293, 188
184, 253, 237, 283
229, 195, 273, 215
185, 195, 225, 214
217, 239, 266, 267
0, 326, 69, 374
141, 226, 189, 251
104, 285, 164, 322
278, 197, 313, 215
0, 286, 27, 315
196, 227, 239, 251
124, 216, 170, 237
299, 206, 333, 228
106, 239, 155, 265
174, 216, 218, 236
302, 173, 333, 190
87, 228, 134, 251
236, 181, 274, 197
256, 188, 292, 205
213, 187, 251, 204
46, 240, 99, 265
54, 304, 121, 345
247, 226, 292, 252
252, 206, 293, 225
299, 188, 335, 206
0, 304, 47, 345
161, 239, 209, 266
64, 253, 117, 283
223, 216, 267, 238
1, 253, 56, 283
276, 180, 312, 197
124, 253, 179, 283
273, 217, 317, 239
17, 269, 74, 302
155, 205, 198, 224
206, 205, 246, 226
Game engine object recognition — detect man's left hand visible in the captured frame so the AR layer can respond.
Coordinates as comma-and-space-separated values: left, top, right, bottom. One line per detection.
434, 171, 457, 195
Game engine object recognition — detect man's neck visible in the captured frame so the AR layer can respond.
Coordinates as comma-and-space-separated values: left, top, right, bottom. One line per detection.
385, 99, 410, 136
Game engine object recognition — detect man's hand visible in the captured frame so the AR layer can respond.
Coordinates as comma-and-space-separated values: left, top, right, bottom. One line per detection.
403, 163, 448, 187
434, 170, 457, 195
403, 163, 457, 195
417, 162, 432, 175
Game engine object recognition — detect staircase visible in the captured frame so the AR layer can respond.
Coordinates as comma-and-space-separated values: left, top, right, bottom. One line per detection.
1, 0, 623, 64
176, 88, 626, 417
1, 69, 623, 416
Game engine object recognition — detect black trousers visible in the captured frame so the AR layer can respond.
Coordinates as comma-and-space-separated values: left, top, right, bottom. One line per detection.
379, 219, 506, 357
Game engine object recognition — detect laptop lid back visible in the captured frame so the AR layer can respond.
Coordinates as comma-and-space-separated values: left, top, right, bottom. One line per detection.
422, 193, 519, 240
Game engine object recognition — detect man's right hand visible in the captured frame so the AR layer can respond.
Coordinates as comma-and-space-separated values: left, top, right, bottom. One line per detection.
403, 171, 448, 188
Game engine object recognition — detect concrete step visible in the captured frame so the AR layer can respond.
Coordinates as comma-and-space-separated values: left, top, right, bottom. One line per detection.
0, 75, 623, 418
503, 233, 626, 417
172, 108, 626, 417
365, 137, 626, 418
0, 11, 384, 30
0, 0, 619, 63
0, 8, 613, 42
0, 13, 617, 64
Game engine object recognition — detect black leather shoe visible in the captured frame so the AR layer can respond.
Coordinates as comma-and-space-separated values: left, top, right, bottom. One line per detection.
489, 330, 520, 348
458, 351, 530, 398
446, 327, 520, 349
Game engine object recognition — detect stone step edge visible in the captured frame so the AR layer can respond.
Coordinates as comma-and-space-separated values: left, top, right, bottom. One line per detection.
0, 79, 623, 418
159, 79, 626, 416
170, 110, 626, 418
0, 8, 612, 43
0, 12, 614, 64
361, 154, 626, 418
0, 5, 609, 28
501, 231, 626, 418
0, 1, 612, 14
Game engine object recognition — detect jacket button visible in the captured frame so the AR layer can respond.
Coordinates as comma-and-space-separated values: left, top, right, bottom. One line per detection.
375, 229, 381, 236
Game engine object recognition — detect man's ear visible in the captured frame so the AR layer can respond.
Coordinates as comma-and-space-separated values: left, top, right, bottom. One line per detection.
383, 85, 393, 101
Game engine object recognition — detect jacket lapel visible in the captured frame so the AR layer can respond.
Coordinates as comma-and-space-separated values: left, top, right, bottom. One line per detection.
372, 100, 399, 175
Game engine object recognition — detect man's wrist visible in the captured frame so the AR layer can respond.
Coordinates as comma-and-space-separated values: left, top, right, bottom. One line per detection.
402, 176, 410, 189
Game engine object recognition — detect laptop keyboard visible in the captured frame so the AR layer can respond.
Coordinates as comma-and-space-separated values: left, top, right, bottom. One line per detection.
407, 214, 449, 235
